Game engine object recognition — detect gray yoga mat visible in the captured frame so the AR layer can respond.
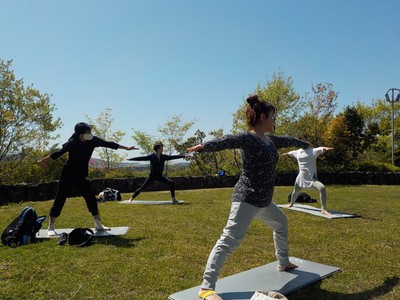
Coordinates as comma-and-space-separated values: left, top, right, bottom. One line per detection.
278, 204, 357, 219
36, 226, 130, 238
118, 200, 184, 205
169, 257, 341, 300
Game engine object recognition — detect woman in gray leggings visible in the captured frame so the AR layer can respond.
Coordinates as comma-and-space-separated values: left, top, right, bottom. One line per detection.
188, 95, 309, 300
284, 145, 333, 215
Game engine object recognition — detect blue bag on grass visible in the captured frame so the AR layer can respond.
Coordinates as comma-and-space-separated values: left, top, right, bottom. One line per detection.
1, 206, 46, 247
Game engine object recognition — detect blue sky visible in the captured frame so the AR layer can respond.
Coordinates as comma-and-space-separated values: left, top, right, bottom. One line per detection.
1, 1, 399, 152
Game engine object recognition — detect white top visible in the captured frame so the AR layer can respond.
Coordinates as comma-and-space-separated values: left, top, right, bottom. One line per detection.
287, 147, 325, 188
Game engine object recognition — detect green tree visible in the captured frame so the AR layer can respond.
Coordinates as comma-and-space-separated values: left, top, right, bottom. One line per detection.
176, 129, 240, 176
0, 59, 62, 184
158, 114, 196, 155
176, 130, 211, 176
86, 108, 126, 170
232, 71, 301, 135
204, 129, 241, 175
296, 82, 338, 145
355, 99, 400, 165
158, 114, 196, 175
176, 129, 242, 176
343, 106, 364, 160
131, 130, 155, 155
131, 114, 196, 175
324, 115, 351, 169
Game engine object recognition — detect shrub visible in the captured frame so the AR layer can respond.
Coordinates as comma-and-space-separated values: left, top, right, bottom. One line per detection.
351, 161, 400, 172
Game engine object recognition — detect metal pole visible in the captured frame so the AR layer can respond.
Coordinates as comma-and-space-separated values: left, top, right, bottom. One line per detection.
391, 91, 395, 165
385, 88, 399, 166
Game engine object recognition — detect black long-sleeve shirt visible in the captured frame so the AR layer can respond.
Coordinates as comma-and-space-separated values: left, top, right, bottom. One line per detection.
50, 136, 119, 177
128, 153, 185, 177
203, 132, 309, 207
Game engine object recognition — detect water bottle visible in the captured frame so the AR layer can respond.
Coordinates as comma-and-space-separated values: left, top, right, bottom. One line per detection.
22, 234, 30, 245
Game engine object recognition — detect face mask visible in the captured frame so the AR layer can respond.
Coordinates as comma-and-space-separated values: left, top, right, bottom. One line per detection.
82, 133, 93, 141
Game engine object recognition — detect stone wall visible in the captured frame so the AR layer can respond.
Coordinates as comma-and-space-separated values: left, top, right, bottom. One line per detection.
0, 172, 399, 205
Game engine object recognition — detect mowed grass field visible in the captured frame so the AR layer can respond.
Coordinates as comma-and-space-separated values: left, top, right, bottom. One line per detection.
0, 185, 399, 300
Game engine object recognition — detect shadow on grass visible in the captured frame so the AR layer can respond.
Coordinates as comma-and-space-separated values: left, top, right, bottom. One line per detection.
291, 276, 399, 299
358, 215, 382, 221
93, 236, 146, 248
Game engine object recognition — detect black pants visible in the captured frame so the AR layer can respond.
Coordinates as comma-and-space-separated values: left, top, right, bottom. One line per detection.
131, 175, 175, 199
50, 170, 99, 218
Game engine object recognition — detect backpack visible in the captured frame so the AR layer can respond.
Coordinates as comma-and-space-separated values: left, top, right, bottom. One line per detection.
98, 188, 121, 202
1, 206, 46, 247
287, 192, 317, 203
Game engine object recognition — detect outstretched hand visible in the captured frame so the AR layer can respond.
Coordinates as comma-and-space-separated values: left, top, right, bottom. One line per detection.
37, 157, 50, 170
37, 161, 47, 170
127, 146, 139, 151
187, 144, 204, 153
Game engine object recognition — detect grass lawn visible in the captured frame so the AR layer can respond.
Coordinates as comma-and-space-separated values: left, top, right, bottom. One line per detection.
0, 185, 399, 300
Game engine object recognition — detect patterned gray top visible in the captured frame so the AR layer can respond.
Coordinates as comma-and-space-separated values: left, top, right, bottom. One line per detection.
203, 131, 309, 207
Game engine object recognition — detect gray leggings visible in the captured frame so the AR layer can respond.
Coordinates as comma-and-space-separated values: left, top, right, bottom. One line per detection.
290, 181, 327, 210
201, 201, 289, 290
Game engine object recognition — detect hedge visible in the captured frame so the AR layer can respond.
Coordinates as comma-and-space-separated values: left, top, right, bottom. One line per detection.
1, 172, 399, 205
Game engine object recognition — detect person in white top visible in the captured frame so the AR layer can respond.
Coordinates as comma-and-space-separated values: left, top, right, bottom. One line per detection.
283, 138, 333, 215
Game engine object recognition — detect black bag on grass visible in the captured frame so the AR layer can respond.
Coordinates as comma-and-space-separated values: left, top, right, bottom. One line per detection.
98, 188, 121, 202
67, 228, 94, 247
287, 192, 317, 203
1, 206, 46, 247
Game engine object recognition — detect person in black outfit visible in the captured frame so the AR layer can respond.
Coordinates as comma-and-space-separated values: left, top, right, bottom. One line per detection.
37, 122, 138, 235
128, 142, 186, 203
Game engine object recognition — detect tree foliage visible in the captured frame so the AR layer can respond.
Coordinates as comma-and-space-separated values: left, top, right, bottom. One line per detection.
158, 114, 196, 155
355, 99, 400, 165
343, 106, 365, 160
0, 59, 62, 184
232, 71, 301, 135
131, 114, 195, 175
131, 130, 155, 155
177, 129, 242, 176
324, 115, 351, 168
296, 82, 338, 145
3, 64, 400, 184
85, 108, 126, 170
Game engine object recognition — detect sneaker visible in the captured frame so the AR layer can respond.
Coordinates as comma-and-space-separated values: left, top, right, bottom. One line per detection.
57, 232, 68, 245
48, 230, 57, 236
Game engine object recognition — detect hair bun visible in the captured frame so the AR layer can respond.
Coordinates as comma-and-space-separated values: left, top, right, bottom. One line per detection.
246, 94, 259, 107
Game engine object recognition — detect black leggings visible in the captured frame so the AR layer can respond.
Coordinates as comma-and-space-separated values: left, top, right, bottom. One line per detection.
50, 173, 99, 218
131, 175, 175, 199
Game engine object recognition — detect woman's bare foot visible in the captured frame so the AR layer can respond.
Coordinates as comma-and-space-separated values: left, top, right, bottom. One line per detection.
287, 203, 294, 208
321, 209, 331, 215
278, 262, 298, 272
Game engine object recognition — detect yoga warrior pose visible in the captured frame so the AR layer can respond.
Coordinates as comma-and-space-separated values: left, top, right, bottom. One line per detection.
37, 122, 138, 235
128, 142, 186, 203
283, 142, 334, 215
188, 95, 310, 300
